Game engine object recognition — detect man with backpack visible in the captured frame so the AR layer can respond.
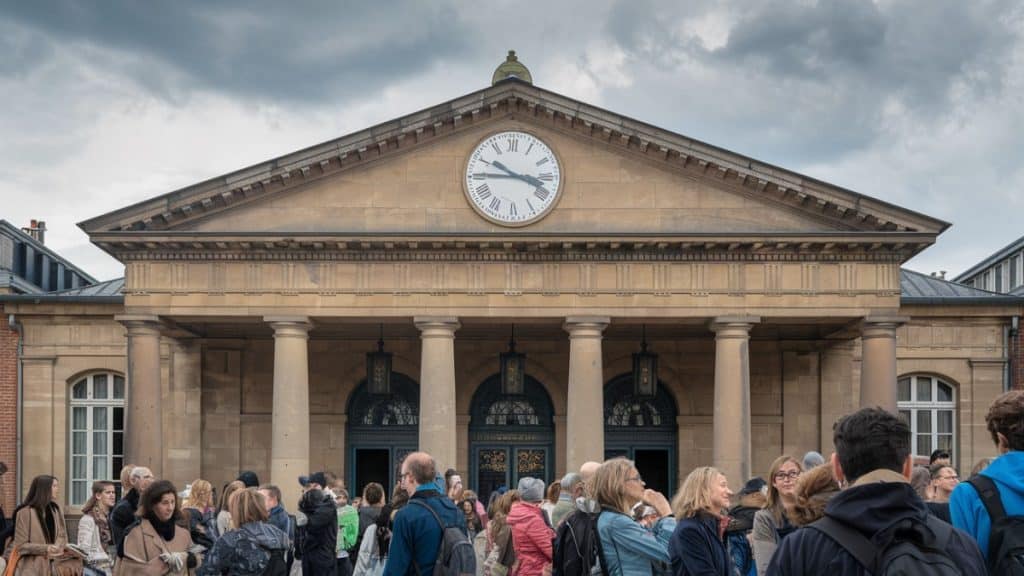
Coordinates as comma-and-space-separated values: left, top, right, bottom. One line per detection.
766, 407, 985, 575
951, 389, 1024, 574
384, 451, 474, 576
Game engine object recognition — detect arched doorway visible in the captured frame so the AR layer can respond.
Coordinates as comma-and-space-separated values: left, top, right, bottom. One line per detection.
346, 373, 419, 493
604, 373, 679, 495
469, 374, 555, 506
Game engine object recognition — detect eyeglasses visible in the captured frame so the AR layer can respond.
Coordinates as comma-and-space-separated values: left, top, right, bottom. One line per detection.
774, 471, 800, 481
626, 475, 645, 485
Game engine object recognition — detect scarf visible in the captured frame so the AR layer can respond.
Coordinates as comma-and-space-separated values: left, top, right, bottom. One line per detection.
91, 504, 113, 546
146, 514, 178, 543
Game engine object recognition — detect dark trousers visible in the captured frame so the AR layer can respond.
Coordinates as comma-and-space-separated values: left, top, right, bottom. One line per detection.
336, 555, 353, 576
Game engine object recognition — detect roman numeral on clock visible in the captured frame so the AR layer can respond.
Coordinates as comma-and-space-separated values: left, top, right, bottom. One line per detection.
509, 202, 518, 216
534, 187, 550, 201
476, 183, 491, 199
472, 172, 487, 180
506, 138, 518, 152
538, 172, 553, 181
491, 142, 502, 155
536, 157, 549, 166
489, 197, 501, 212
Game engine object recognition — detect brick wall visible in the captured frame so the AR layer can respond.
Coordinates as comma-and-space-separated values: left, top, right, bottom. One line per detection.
1013, 328, 1024, 389
0, 304, 18, 512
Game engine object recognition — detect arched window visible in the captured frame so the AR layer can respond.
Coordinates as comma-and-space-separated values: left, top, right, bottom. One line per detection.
898, 375, 956, 462
69, 372, 125, 506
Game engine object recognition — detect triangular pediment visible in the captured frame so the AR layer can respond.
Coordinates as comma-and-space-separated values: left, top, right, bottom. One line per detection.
81, 79, 947, 260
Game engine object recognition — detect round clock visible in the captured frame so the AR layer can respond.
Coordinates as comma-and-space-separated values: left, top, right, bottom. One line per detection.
464, 130, 562, 226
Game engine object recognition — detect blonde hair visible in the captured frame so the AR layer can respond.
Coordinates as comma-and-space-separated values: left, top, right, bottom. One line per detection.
230, 488, 269, 528
672, 467, 725, 519
120, 464, 136, 491
185, 479, 213, 510
765, 455, 802, 524
592, 458, 637, 514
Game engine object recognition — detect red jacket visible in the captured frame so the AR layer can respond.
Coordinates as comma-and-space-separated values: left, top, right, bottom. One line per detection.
507, 501, 554, 576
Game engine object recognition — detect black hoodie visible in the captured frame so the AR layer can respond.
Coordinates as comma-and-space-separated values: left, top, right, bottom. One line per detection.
765, 469, 986, 576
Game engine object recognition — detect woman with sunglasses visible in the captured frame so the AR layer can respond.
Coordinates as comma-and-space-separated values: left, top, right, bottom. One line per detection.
751, 455, 802, 576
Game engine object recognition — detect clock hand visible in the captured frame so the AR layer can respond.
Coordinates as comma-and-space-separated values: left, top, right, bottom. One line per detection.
492, 160, 546, 189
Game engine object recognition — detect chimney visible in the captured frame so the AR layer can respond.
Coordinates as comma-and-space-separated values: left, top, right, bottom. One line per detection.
940, 271, 947, 280
22, 219, 46, 244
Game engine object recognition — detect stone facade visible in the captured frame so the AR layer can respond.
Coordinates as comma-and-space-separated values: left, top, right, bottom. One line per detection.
4, 77, 1022, 513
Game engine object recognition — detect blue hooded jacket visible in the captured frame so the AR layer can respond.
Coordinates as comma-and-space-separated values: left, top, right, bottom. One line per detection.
950, 451, 1024, 560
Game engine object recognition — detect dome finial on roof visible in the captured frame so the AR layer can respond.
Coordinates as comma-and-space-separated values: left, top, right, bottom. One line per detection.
492, 50, 532, 85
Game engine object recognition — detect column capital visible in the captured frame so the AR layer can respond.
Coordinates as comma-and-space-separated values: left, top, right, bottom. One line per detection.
116, 314, 162, 335
265, 316, 312, 338
709, 316, 760, 336
860, 315, 909, 337
414, 316, 461, 336
563, 316, 610, 337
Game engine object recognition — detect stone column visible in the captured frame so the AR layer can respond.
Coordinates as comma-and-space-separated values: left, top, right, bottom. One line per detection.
117, 315, 164, 478
166, 339, 202, 486
415, 317, 460, 470
563, 317, 610, 471
265, 316, 312, 510
710, 316, 759, 490
859, 317, 907, 413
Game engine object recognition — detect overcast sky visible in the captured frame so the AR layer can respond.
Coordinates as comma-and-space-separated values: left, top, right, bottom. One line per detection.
2, 1, 1022, 282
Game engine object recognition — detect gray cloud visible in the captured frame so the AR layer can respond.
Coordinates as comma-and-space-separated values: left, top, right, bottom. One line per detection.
3, 1, 474, 104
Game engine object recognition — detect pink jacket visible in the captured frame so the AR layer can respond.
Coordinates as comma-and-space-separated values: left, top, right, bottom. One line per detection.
506, 501, 554, 576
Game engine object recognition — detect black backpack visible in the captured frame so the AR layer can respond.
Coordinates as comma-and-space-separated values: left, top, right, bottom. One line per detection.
968, 475, 1024, 575
552, 510, 609, 576
410, 499, 476, 576
810, 515, 963, 575
260, 547, 289, 576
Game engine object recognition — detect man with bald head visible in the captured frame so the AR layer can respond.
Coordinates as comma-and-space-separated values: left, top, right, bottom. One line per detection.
384, 452, 467, 575
579, 461, 601, 482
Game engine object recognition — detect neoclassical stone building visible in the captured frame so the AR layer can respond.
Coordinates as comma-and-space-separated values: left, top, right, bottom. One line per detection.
3, 55, 1022, 511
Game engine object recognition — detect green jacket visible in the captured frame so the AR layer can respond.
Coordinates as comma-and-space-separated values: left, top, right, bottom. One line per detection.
337, 504, 359, 555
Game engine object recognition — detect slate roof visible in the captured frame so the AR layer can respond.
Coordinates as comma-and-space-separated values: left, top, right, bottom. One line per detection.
952, 233, 1024, 283
0, 277, 124, 303
900, 268, 1024, 305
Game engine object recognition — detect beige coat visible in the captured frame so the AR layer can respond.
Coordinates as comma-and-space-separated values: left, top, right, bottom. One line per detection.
112, 519, 195, 576
11, 504, 69, 575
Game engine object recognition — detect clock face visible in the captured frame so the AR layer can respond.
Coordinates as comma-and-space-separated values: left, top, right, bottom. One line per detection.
464, 130, 562, 226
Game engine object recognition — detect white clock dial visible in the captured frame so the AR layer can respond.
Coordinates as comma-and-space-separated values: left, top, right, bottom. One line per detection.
464, 131, 562, 226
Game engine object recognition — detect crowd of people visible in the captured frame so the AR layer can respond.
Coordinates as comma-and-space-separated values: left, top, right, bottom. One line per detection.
0, 388, 1021, 575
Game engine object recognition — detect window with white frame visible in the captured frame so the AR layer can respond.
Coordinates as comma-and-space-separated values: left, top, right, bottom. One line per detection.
69, 373, 125, 506
898, 375, 956, 462
1014, 252, 1023, 290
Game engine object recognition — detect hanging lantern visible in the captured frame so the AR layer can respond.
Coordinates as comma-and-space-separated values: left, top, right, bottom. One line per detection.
500, 326, 525, 395
367, 325, 392, 395
633, 325, 658, 397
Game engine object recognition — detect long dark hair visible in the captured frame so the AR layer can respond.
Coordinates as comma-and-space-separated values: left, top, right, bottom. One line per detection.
138, 480, 181, 523
23, 475, 58, 514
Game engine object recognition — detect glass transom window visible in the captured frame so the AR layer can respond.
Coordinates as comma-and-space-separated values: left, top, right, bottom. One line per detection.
69, 373, 125, 506
897, 375, 955, 463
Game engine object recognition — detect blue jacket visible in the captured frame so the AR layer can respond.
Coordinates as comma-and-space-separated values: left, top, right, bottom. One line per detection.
597, 509, 676, 576
383, 488, 465, 576
951, 450, 1024, 560
197, 521, 290, 576
669, 513, 732, 576
766, 469, 985, 576
267, 504, 294, 542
